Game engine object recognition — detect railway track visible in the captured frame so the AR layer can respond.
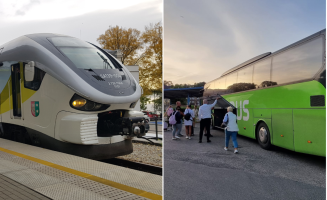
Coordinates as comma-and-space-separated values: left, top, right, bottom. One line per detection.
100, 158, 162, 176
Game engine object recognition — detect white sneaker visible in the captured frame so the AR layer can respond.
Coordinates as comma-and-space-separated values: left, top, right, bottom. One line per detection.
224, 147, 228, 151
172, 137, 177, 140
234, 149, 238, 154
175, 136, 180, 139
188, 137, 191, 140
186, 136, 189, 139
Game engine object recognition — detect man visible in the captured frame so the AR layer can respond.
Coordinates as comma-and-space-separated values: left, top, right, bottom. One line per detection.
198, 97, 220, 143
204, 107, 214, 137
176, 101, 184, 137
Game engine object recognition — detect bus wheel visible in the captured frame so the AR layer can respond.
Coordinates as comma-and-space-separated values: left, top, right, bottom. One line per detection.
256, 122, 272, 150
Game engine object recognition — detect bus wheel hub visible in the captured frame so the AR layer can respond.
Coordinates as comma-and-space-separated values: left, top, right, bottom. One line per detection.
259, 127, 267, 143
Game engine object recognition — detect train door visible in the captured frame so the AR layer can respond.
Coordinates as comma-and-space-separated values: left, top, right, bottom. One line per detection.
11, 63, 22, 118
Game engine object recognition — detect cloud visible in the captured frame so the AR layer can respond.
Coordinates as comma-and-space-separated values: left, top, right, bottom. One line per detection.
15, 0, 40, 16
15, 10, 25, 16
0, 1, 162, 46
164, 0, 325, 84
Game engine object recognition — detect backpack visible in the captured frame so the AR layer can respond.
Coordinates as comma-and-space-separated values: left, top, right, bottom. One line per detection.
184, 109, 191, 121
169, 111, 177, 125
167, 108, 173, 116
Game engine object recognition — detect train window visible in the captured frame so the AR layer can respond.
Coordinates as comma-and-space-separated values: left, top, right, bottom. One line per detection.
253, 58, 273, 88
48, 37, 93, 47
60, 47, 116, 70
272, 36, 323, 85
24, 65, 46, 91
0, 61, 13, 92
48, 37, 117, 70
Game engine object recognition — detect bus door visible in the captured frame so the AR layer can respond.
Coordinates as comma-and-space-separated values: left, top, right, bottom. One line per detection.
201, 95, 236, 129
11, 63, 22, 119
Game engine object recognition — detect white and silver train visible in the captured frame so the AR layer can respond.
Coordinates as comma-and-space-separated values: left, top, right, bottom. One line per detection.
0, 33, 149, 160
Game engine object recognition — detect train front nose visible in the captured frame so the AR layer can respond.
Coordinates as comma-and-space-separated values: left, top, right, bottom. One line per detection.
97, 110, 147, 138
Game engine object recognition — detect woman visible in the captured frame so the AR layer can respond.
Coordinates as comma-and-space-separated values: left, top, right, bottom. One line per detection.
172, 106, 183, 140
192, 105, 198, 127
184, 105, 194, 139
191, 105, 198, 136
223, 106, 239, 153
165, 105, 174, 131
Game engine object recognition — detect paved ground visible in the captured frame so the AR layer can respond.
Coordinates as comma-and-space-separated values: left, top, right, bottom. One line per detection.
164, 123, 326, 200
0, 175, 50, 200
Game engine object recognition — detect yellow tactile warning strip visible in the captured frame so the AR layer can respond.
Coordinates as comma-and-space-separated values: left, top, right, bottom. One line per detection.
0, 147, 162, 200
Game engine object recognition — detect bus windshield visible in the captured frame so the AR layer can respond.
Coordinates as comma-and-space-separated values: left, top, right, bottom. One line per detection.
47, 37, 116, 70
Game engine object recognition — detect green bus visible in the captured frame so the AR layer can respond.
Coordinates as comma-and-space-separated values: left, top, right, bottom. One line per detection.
203, 29, 326, 156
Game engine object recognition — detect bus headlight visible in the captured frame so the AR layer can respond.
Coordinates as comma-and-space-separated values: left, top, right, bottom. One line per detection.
70, 94, 110, 111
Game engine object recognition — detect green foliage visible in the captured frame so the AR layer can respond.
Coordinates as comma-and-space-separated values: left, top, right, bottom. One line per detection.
140, 95, 151, 111
164, 80, 206, 89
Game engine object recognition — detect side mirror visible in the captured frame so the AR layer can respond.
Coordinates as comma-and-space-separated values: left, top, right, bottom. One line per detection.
25, 61, 35, 81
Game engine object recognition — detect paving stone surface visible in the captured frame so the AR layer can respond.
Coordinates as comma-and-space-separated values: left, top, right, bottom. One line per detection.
0, 174, 51, 200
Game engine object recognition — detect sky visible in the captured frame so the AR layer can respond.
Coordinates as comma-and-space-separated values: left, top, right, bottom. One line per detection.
0, 0, 162, 46
164, 0, 326, 85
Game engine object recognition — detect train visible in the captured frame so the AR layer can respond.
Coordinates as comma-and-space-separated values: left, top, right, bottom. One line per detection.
0, 33, 149, 160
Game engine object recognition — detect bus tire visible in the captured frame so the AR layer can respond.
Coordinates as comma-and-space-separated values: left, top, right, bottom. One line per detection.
256, 122, 272, 150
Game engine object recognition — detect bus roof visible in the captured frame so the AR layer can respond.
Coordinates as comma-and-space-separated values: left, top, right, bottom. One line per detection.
220, 29, 326, 77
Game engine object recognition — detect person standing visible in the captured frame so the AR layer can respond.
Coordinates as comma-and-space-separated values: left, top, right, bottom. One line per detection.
191, 105, 198, 136
172, 107, 183, 139
184, 105, 194, 139
198, 97, 219, 143
175, 101, 184, 137
223, 106, 239, 153
165, 105, 174, 131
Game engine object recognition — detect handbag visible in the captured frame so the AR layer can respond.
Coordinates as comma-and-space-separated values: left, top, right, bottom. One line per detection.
221, 114, 229, 128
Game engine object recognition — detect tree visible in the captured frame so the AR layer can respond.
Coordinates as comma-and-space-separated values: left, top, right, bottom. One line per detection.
152, 92, 162, 113
97, 26, 143, 65
227, 83, 256, 92
140, 95, 150, 111
164, 80, 206, 89
194, 82, 206, 87
164, 80, 173, 88
139, 22, 162, 95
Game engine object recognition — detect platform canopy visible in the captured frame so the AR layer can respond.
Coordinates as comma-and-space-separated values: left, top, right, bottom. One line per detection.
164, 87, 204, 99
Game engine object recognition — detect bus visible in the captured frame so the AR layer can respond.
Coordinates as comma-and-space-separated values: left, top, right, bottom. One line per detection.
203, 29, 326, 156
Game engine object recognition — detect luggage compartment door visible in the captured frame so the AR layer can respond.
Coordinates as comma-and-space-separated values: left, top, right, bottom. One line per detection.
201, 95, 236, 129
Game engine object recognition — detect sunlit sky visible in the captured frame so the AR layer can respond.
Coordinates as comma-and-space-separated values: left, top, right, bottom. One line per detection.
0, 0, 162, 46
164, 0, 326, 85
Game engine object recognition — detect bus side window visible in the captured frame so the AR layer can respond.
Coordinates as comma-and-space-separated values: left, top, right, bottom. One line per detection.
271, 36, 323, 85
253, 58, 273, 88
24, 64, 46, 91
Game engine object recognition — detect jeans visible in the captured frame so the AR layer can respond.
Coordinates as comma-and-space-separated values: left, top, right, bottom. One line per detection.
172, 123, 182, 137
225, 130, 238, 148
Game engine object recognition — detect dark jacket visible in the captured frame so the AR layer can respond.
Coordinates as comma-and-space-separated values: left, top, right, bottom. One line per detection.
173, 111, 182, 124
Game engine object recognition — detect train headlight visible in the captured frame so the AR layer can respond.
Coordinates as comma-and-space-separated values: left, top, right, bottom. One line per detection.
130, 102, 137, 108
70, 94, 110, 111
72, 99, 86, 108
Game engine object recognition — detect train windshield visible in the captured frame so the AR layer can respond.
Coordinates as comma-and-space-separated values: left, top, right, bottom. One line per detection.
48, 37, 116, 69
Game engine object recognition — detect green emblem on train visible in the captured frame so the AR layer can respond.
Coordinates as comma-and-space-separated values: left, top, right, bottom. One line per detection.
31, 101, 39, 117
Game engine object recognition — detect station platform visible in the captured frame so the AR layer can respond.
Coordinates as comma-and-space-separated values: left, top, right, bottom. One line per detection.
0, 138, 162, 200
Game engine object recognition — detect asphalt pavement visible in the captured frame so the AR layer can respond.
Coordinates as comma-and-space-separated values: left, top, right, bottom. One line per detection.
164, 123, 326, 200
